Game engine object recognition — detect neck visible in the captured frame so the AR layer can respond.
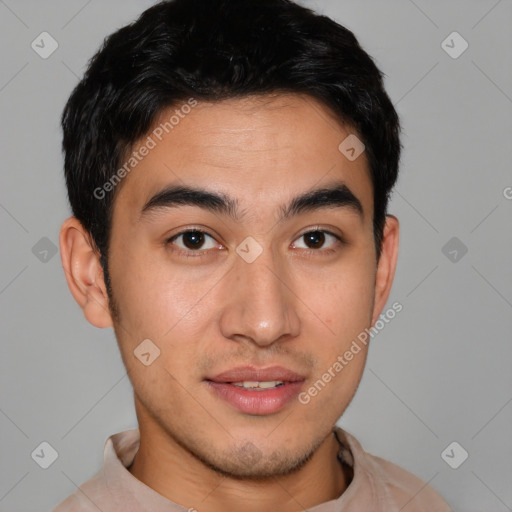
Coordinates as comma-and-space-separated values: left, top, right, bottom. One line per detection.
128, 411, 348, 512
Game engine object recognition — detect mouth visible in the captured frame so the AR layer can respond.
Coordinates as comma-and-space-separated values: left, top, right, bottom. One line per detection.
231, 380, 286, 390
205, 366, 306, 415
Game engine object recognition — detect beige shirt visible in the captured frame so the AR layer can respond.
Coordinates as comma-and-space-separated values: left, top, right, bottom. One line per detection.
52, 427, 452, 512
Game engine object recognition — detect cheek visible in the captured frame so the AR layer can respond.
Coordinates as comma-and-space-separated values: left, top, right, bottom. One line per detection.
299, 256, 376, 340
294, 252, 375, 406
297, 267, 372, 415
110, 241, 216, 335
109, 249, 229, 389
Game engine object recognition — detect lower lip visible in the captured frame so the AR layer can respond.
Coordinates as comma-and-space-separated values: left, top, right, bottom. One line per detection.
205, 381, 304, 415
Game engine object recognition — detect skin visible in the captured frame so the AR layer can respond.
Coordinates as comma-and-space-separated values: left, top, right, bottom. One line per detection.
60, 93, 399, 512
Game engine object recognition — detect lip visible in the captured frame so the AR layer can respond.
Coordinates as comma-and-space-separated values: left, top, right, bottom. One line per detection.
205, 365, 306, 415
208, 365, 306, 383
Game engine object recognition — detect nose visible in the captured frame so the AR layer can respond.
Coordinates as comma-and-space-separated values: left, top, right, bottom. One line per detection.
218, 244, 301, 347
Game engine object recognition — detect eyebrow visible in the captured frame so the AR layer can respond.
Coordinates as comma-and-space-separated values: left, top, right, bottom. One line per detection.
139, 181, 363, 223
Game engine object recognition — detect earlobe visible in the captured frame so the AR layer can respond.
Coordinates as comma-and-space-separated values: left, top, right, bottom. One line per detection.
371, 215, 400, 325
59, 217, 114, 328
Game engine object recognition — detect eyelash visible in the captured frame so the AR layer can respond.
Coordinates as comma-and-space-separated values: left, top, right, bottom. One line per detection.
166, 227, 344, 259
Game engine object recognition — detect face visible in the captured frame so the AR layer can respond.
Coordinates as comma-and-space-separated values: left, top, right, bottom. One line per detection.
83, 94, 396, 478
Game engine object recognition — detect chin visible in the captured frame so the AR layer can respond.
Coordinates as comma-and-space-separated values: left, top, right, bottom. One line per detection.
183, 433, 324, 481
203, 447, 315, 480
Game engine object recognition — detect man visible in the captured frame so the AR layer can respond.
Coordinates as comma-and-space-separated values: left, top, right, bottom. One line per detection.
54, 0, 452, 510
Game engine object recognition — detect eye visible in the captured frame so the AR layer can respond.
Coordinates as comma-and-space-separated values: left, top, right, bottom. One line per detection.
291, 229, 342, 253
167, 229, 220, 252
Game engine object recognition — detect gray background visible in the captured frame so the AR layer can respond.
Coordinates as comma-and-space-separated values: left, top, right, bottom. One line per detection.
1, 0, 511, 511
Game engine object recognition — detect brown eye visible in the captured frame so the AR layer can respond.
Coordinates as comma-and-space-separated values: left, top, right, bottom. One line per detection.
303, 231, 326, 249
292, 230, 340, 251
181, 231, 206, 249
168, 230, 217, 251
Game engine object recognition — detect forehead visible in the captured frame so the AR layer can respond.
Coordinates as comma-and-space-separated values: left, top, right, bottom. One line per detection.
112, 93, 373, 223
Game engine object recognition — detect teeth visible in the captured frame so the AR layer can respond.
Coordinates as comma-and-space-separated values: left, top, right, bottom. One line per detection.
232, 380, 284, 389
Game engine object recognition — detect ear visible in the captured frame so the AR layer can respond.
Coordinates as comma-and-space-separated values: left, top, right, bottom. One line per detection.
59, 216, 113, 328
371, 215, 399, 325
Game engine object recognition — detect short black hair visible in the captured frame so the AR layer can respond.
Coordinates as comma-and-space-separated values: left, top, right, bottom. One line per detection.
61, 0, 401, 295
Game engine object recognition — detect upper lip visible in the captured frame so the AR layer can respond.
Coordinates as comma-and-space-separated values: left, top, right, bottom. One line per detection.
207, 365, 306, 383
